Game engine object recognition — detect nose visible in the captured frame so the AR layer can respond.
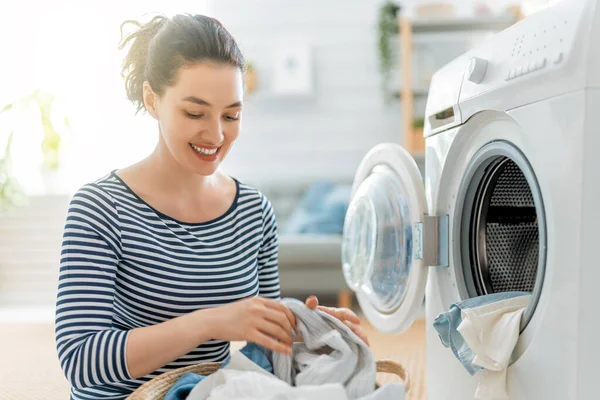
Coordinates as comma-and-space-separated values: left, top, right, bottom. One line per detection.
204, 116, 224, 144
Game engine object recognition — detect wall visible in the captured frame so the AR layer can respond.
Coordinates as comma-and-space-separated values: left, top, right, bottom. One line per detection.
0, 196, 68, 308
214, 0, 403, 186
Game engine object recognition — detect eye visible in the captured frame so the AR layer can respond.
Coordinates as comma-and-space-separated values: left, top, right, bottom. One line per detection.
224, 112, 241, 121
185, 112, 204, 119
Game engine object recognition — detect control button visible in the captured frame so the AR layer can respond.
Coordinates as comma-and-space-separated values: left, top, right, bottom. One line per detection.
537, 57, 547, 69
554, 52, 564, 64
506, 69, 512, 81
515, 66, 523, 76
467, 57, 488, 84
530, 61, 537, 71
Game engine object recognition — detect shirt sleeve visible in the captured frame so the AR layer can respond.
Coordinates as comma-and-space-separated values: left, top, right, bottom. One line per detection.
257, 194, 281, 300
54, 183, 133, 389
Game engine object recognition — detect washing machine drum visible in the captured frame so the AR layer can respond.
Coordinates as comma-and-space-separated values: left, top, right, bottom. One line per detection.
465, 158, 540, 295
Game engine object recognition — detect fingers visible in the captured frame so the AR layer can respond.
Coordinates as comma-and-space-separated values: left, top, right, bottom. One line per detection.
264, 300, 296, 328
305, 295, 319, 310
259, 319, 293, 346
318, 306, 361, 325
250, 330, 293, 355
262, 307, 294, 339
345, 320, 370, 346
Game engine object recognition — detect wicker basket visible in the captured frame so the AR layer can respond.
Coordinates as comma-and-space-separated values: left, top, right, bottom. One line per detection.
127, 359, 410, 400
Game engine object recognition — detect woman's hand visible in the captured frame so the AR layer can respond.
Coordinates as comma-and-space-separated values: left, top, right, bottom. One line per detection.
211, 296, 296, 355
305, 295, 369, 346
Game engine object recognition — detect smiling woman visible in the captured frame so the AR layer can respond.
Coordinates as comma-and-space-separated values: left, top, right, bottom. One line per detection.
52, 11, 366, 400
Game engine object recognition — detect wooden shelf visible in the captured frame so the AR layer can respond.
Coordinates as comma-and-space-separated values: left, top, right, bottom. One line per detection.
393, 87, 429, 99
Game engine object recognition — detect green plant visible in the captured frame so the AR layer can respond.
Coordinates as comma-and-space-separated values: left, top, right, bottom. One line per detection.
378, 0, 400, 103
413, 117, 425, 129
0, 89, 70, 210
26, 89, 68, 170
0, 104, 24, 211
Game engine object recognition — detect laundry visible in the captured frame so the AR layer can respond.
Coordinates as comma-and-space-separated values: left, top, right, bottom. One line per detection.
457, 295, 530, 400
188, 367, 405, 400
432, 292, 530, 375
186, 297, 404, 400
267, 298, 405, 399
164, 342, 273, 400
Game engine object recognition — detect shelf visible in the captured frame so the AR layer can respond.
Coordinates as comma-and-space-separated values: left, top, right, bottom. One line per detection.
409, 15, 517, 33
393, 87, 429, 99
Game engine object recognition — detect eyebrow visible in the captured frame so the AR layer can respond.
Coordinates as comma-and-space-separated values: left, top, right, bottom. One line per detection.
182, 96, 242, 108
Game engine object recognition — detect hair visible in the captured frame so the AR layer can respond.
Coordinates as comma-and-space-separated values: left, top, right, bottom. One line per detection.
119, 14, 246, 114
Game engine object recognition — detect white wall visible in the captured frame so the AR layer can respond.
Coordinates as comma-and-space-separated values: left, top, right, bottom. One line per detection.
214, 0, 402, 186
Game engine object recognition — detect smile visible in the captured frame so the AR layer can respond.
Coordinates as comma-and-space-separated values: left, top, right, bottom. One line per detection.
189, 143, 219, 155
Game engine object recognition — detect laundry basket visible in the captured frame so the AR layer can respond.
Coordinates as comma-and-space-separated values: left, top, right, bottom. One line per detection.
127, 359, 410, 400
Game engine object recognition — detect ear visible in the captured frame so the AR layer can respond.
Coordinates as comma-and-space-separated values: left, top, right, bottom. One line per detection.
143, 81, 159, 120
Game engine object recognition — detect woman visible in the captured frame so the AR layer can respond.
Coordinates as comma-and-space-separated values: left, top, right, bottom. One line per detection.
54, 13, 367, 399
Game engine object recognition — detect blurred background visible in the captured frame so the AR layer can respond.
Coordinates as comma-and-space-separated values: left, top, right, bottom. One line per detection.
0, 1, 559, 399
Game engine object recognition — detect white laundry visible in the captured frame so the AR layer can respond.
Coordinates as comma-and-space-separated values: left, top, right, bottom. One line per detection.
186, 351, 271, 400
187, 297, 405, 400
187, 350, 405, 400
270, 298, 397, 399
457, 294, 531, 400
204, 370, 350, 400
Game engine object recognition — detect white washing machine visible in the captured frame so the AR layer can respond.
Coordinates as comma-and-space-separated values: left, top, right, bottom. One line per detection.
341, 0, 600, 398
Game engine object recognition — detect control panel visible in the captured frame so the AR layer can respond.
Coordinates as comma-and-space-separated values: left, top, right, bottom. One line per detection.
457, 0, 586, 101
504, 18, 570, 81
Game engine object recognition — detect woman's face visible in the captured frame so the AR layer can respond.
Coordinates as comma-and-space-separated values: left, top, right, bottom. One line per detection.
147, 62, 244, 176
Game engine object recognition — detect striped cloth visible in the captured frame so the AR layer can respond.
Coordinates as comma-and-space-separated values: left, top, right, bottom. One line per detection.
54, 172, 280, 399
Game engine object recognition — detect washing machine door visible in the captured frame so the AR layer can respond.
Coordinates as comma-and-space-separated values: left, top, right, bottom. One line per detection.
342, 143, 427, 334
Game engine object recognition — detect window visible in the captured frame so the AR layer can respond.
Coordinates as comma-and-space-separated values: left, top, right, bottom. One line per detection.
0, 0, 212, 194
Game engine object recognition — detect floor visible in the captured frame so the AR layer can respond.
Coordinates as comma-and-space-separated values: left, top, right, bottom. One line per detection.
0, 317, 426, 400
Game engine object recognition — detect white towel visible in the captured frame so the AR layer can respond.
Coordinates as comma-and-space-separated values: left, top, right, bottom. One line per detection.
457, 294, 531, 400
205, 370, 349, 400
187, 349, 404, 400
186, 351, 274, 400
188, 297, 405, 400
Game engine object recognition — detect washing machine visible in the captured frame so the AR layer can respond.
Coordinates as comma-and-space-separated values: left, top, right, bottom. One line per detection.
341, 0, 600, 398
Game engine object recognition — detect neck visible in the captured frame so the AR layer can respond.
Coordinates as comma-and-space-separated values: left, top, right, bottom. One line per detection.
143, 136, 217, 196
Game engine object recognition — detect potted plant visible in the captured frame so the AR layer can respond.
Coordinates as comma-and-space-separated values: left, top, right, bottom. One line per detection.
28, 90, 68, 193
378, 0, 401, 103
413, 117, 425, 134
0, 103, 24, 211
0, 89, 70, 203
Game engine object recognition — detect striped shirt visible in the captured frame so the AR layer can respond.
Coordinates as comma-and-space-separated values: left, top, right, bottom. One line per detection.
54, 172, 280, 399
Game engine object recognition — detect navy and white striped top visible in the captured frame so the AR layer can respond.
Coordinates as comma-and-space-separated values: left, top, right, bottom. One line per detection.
54, 172, 280, 399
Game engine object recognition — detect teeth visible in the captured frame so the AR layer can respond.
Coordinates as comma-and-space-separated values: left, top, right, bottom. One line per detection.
190, 144, 218, 155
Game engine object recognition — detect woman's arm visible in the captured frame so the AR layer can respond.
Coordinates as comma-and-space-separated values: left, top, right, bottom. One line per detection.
56, 184, 134, 389
256, 194, 281, 300
125, 306, 219, 378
